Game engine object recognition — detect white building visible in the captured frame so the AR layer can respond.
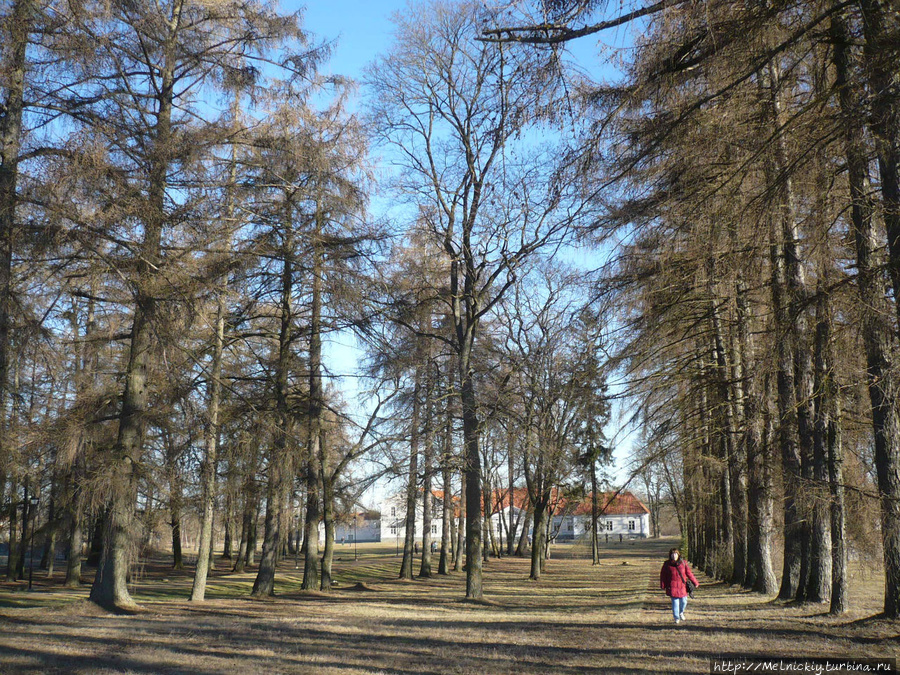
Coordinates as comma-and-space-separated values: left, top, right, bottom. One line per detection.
333, 512, 382, 543
381, 488, 650, 546
380, 490, 453, 543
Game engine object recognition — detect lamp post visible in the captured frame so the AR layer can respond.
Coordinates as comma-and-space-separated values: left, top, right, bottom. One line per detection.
27, 494, 39, 591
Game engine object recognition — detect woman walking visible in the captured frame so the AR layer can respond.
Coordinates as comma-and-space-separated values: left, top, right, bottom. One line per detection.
660, 548, 698, 624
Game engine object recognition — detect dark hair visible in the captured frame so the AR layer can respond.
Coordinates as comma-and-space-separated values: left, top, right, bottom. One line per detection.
669, 548, 680, 557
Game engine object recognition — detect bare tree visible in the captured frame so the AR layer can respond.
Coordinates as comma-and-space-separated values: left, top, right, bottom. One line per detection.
368, 0, 580, 600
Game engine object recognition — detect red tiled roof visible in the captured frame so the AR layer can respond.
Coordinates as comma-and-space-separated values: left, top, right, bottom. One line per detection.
571, 492, 650, 516
491, 488, 649, 516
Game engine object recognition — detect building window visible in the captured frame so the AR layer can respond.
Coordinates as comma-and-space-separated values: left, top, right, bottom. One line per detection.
391, 507, 396, 517
629, 520, 635, 530
390, 526, 397, 535
432, 524, 437, 534
606, 521, 613, 531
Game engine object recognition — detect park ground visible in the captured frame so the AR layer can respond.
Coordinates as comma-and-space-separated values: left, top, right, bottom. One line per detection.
0, 537, 897, 674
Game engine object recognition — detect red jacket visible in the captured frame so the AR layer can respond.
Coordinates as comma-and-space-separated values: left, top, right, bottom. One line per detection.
660, 559, 699, 598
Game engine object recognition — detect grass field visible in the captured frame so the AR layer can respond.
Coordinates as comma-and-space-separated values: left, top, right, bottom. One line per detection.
0, 537, 897, 674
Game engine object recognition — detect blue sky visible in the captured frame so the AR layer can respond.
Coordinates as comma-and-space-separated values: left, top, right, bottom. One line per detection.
280, 1, 639, 502
289, 0, 406, 80
293, 0, 624, 86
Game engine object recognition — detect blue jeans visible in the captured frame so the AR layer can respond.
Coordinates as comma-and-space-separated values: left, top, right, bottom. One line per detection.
672, 596, 688, 620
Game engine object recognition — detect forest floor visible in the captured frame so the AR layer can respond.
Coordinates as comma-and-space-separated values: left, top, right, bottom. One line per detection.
0, 537, 897, 674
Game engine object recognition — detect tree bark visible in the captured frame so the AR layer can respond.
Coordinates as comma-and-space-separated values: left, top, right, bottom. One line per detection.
762, 64, 803, 599
89, 2, 182, 611
810, 278, 836, 605
454, 469, 465, 572
516, 509, 532, 557
64, 463, 84, 588
166, 433, 184, 571
190, 212, 229, 600
232, 494, 251, 574
320, 433, 336, 591
857, 0, 900, 335
0, 1, 31, 519
5, 479, 19, 581
419, 359, 435, 578
530, 498, 548, 580
254, 208, 301, 597
590, 456, 600, 565
508, 423, 518, 557
399, 364, 421, 580
740, 285, 777, 594
834, 7, 900, 616
460, 343, 483, 599
439, 411, 453, 575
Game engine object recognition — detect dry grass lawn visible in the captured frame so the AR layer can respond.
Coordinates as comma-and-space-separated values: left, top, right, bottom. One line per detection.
0, 537, 897, 674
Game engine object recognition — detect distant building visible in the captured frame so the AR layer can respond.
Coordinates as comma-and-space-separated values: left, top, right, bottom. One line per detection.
380, 490, 455, 543
334, 511, 381, 543
381, 487, 650, 545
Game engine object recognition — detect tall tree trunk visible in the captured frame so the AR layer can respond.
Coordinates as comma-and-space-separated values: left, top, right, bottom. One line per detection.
320, 433, 336, 591
190, 265, 227, 601
64, 465, 84, 587
710, 292, 745, 584
399, 365, 421, 580
834, 8, 900, 616
760, 61, 807, 601
246, 498, 259, 566
166, 434, 184, 571
516, 509, 531, 557
222, 489, 233, 561
90, 5, 181, 610
0, 1, 31, 522
439, 411, 453, 575
459, 341, 483, 599
232, 495, 251, 573
86, 507, 105, 567
420, 349, 435, 578
857, 0, 900, 335
590, 457, 600, 565
810, 277, 836, 605
742, 278, 777, 594
454, 469, 465, 572
507, 423, 518, 557
482, 466, 493, 562
530, 499, 548, 580
254, 209, 300, 597
43, 498, 59, 577
5, 479, 19, 581
252, 457, 281, 596
1, 0, 31, 586
420, 452, 434, 577
301, 406, 321, 591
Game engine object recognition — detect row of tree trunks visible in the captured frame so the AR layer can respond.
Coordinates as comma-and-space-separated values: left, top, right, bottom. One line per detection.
855, 0, 900, 619
0, 0, 32, 582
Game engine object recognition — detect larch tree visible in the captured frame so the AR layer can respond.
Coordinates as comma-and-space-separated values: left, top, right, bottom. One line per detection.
55, 0, 313, 611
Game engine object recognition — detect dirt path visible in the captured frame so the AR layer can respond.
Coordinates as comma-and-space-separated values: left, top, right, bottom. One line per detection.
0, 538, 896, 674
